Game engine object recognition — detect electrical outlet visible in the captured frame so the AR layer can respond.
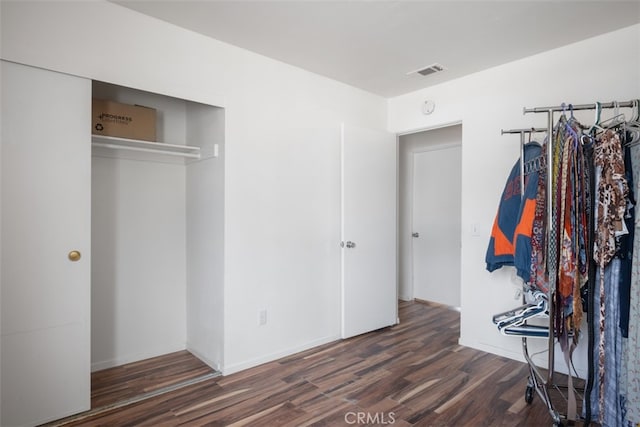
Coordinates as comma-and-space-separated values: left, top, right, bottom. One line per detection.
259, 309, 267, 326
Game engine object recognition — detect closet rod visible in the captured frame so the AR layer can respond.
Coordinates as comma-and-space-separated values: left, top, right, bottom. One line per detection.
92, 142, 201, 159
523, 100, 635, 114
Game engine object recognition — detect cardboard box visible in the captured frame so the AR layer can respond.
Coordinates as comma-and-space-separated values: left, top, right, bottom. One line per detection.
92, 99, 157, 142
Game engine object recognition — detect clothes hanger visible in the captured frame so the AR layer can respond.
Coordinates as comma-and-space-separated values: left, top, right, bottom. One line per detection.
626, 130, 640, 147
588, 102, 603, 135
501, 324, 549, 338
624, 109, 640, 146
564, 108, 580, 148
492, 290, 548, 331
599, 100, 626, 130
581, 134, 594, 147
560, 102, 568, 119
630, 99, 640, 124
530, 127, 546, 147
626, 101, 640, 145
493, 302, 547, 331
609, 111, 626, 127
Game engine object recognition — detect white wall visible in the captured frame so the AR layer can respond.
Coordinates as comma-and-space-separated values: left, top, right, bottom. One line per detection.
398, 125, 462, 302
91, 157, 187, 370
90, 83, 193, 370
389, 24, 640, 376
7, 0, 635, 379
0, 0, 387, 373
186, 104, 225, 371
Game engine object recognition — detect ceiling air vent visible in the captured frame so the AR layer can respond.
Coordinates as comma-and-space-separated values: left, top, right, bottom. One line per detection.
408, 63, 446, 77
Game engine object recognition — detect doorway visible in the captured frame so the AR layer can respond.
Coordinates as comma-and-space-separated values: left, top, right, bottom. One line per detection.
398, 124, 462, 307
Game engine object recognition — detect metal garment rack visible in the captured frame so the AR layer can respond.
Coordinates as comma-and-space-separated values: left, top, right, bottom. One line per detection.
500, 128, 547, 197
500, 127, 558, 421
502, 100, 635, 426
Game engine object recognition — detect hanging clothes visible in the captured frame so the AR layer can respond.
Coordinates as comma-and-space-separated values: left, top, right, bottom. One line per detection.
550, 114, 592, 421
587, 127, 632, 426
619, 142, 635, 339
594, 130, 628, 269
488, 100, 640, 426
556, 116, 589, 339
590, 260, 626, 426
529, 146, 548, 293
515, 146, 546, 285
486, 142, 542, 278
623, 136, 640, 425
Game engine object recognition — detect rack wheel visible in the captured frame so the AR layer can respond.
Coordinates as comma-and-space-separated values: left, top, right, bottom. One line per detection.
525, 385, 534, 404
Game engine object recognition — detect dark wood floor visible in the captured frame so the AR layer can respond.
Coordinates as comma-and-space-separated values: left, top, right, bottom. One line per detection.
91, 349, 217, 409
50, 300, 579, 426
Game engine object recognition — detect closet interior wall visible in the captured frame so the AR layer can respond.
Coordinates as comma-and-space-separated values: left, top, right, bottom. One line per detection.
91, 81, 224, 372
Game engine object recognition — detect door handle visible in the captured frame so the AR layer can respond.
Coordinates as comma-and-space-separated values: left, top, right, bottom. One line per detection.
412, 232, 419, 238
68, 250, 82, 262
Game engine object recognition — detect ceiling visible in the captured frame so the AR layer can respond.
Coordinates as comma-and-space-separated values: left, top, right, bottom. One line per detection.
114, 1, 640, 98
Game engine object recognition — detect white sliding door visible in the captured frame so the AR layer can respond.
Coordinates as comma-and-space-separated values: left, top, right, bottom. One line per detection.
341, 123, 397, 338
1, 61, 91, 426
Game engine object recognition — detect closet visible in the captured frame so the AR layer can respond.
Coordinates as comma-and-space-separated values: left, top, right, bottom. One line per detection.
90, 80, 224, 372
0, 60, 225, 426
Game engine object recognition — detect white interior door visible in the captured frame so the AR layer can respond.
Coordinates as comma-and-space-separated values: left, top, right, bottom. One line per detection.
1, 61, 91, 426
412, 146, 461, 306
341, 123, 397, 338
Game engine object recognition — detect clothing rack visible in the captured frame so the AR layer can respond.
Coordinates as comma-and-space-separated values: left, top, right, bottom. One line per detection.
500, 128, 547, 197
500, 100, 636, 426
498, 126, 561, 424
523, 100, 634, 374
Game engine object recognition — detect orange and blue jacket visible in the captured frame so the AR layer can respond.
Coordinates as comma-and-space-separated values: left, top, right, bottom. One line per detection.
486, 143, 542, 280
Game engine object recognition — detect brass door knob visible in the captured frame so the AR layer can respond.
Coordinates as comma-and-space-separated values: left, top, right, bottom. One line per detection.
68, 250, 81, 262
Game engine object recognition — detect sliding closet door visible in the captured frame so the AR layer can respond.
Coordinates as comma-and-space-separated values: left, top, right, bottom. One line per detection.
1, 61, 91, 426
341, 123, 397, 338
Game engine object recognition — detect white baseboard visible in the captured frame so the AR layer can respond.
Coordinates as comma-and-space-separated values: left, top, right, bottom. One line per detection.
458, 337, 587, 379
91, 344, 186, 372
458, 337, 526, 364
222, 334, 341, 375
186, 344, 222, 372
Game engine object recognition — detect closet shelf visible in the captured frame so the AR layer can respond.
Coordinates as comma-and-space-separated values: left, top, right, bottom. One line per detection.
91, 135, 201, 159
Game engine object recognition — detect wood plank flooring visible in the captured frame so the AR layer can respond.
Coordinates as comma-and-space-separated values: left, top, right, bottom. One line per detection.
49, 301, 582, 426
91, 350, 217, 409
